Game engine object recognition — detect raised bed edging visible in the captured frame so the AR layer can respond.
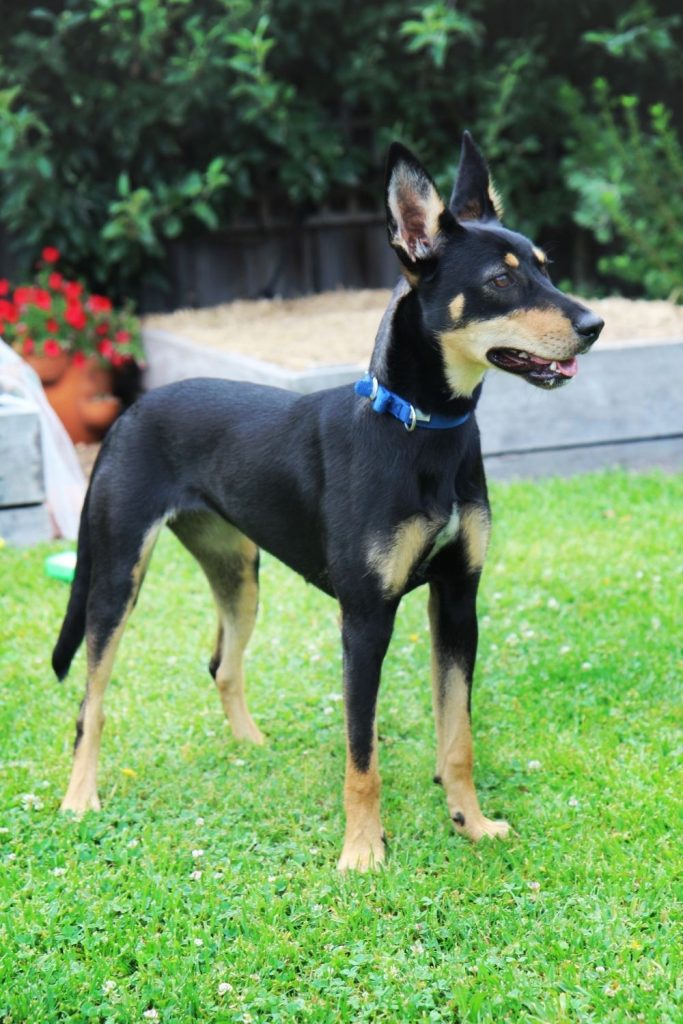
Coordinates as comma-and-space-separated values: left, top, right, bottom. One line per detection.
143, 328, 683, 478
0, 400, 52, 545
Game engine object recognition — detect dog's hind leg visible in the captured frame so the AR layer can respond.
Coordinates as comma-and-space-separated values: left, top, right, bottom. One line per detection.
210, 547, 263, 745
61, 521, 162, 814
170, 513, 263, 744
429, 573, 510, 842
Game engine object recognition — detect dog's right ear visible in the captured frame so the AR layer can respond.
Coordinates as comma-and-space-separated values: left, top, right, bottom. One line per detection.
385, 143, 455, 270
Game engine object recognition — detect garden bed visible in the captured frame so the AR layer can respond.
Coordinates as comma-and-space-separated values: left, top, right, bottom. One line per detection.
141, 292, 683, 479
143, 292, 683, 371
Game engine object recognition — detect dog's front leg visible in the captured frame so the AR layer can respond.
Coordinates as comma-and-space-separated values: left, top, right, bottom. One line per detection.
429, 579, 510, 842
337, 605, 396, 872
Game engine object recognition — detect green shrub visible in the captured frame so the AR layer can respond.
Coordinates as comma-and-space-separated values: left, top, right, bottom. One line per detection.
562, 83, 683, 301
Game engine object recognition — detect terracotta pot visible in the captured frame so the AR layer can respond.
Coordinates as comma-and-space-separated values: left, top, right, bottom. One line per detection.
41, 355, 121, 444
79, 394, 122, 432
24, 350, 71, 385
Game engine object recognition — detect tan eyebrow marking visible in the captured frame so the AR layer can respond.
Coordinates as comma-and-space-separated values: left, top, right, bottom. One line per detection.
504, 253, 519, 268
532, 246, 547, 264
449, 294, 465, 322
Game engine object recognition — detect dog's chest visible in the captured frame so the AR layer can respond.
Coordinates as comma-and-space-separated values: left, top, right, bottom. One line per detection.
367, 503, 463, 597
425, 503, 461, 563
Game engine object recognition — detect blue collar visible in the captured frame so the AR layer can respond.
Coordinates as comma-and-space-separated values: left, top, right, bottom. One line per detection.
354, 374, 472, 432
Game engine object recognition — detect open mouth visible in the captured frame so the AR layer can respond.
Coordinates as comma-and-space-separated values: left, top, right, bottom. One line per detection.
487, 348, 578, 389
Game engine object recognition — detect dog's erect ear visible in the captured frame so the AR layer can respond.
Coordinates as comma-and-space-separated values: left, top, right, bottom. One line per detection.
386, 142, 455, 267
449, 131, 503, 223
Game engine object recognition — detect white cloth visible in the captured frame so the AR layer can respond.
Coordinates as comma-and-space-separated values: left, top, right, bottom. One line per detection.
0, 339, 86, 539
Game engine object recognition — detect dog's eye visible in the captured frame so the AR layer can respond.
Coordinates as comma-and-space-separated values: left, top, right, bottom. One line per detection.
492, 273, 512, 289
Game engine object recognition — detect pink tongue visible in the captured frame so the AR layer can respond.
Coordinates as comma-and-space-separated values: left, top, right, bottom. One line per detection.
528, 355, 579, 377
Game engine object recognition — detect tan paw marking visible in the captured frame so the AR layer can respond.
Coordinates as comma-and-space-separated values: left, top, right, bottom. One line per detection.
452, 812, 510, 842
229, 715, 265, 745
60, 791, 101, 815
337, 832, 386, 872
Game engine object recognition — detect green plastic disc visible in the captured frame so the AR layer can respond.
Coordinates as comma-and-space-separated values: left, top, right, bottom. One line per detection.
45, 551, 77, 583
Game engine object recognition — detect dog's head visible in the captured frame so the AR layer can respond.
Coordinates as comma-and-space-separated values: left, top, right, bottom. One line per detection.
385, 134, 604, 396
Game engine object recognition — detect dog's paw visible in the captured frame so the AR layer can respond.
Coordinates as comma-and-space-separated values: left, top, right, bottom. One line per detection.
452, 812, 510, 842
231, 719, 265, 745
60, 790, 101, 815
337, 832, 386, 873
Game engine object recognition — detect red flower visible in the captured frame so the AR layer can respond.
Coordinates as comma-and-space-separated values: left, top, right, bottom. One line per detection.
41, 246, 60, 263
88, 294, 113, 314
0, 299, 18, 323
33, 289, 52, 311
115, 330, 131, 344
48, 272, 63, 290
44, 338, 62, 357
72, 351, 87, 368
97, 339, 114, 359
22, 338, 35, 355
12, 287, 34, 309
96, 322, 110, 336
0, 279, 9, 296
63, 281, 83, 302
65, 303, 87, 330
46, 318, 59, 333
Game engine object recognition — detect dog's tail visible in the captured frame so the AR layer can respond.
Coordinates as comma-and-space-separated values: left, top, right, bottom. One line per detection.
52, 489, 92, 681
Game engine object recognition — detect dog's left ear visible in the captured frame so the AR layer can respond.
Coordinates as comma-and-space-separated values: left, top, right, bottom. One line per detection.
386, 142, 455, 268
449, 131, 503, 223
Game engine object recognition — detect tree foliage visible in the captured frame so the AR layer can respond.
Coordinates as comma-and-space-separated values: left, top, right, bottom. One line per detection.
0, 0, 681, 303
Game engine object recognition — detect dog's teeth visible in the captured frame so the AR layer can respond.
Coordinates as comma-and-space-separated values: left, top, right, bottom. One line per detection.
549, 361, 558, 371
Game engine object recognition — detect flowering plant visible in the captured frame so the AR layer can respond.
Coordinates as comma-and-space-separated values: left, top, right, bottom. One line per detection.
0, 247, 143, 368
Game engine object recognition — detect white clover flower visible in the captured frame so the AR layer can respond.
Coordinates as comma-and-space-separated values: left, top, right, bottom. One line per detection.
191, 849, 204, 859
21, 793, 43, 810
52, 867, 67, 876
143, 1010, 159, 1020
102, 980, 117, 995
527, 880, 541, 891
190, 870, 202, 881
218, 982, 233, 996
195, 817, 205, 826
527, 760, 542, 772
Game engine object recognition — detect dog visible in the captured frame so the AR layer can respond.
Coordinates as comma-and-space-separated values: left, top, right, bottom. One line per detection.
53, 133, 603, 871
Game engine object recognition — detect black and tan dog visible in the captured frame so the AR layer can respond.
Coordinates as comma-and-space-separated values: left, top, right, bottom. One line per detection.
53, 134, 603, 870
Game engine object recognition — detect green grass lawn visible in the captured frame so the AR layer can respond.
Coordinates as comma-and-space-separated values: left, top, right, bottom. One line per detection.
1, 470, 681, 1023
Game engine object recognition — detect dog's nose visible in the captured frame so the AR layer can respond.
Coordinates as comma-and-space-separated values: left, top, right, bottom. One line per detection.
573, 310, 604, 347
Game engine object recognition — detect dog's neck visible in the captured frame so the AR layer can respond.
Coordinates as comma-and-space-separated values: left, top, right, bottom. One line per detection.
369, 279, 482, 418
